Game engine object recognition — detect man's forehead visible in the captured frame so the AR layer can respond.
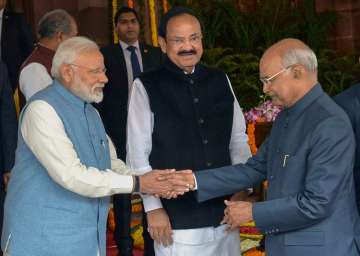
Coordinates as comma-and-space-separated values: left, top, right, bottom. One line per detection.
119, 12, 137, 21
167, 15, 201, 33
260, 54, 282, 73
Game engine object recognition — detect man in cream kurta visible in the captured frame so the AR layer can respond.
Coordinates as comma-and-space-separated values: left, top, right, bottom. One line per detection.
1, 37, 187, 256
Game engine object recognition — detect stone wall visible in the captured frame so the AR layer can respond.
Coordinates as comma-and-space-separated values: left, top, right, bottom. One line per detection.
316, 0, 360, 54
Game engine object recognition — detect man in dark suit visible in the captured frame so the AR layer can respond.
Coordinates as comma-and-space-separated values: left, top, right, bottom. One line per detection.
175, 39, 360, 256
334, 82, 360, 212
0, 0, 33, 91
97, 6, 162, 256
0, 61, 17, 255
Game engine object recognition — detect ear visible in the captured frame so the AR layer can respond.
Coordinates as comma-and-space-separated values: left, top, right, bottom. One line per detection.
292, 66, 302, 79
158, 36, 167, 54
60, 64, 74, 83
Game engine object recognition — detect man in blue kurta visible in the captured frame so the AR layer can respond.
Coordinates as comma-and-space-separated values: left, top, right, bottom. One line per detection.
175, 38, 360, 256
1, 36, 189, 256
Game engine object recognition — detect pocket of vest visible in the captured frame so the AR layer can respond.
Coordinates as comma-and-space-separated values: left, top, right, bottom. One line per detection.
3, 233, 11, 254
284, 231, 324, 246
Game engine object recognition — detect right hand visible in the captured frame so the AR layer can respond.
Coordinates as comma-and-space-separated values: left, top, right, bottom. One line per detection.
147, 208, 173, 247
139, 169, 191, 197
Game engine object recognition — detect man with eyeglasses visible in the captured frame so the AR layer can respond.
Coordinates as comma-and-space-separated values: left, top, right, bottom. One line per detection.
173, 38, 360, 256
126, 7, 251, 256
18, 9, 78, 109
1, 36, 190, 256
96, 6, 163, 256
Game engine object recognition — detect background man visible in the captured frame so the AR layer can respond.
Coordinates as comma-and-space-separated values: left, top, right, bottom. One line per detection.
97, 6, 162, 256
334, 62, 360, 212
127, 7, 251, 256
0, 0, 33, 91
0, 61, 17, 256
1, 36, 187, 256
181, 38, 360, 256
18, 9, 78, 108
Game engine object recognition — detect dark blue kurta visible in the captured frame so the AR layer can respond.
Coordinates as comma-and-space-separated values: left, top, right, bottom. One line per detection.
196, 84, 360, 256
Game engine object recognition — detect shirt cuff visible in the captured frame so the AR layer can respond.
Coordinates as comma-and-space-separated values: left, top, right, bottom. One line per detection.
109, 172, 134, 194
141, 194, 163, 212
194, 174, 198, 190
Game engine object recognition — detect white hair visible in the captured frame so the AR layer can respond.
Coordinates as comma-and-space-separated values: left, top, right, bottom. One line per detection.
51, 36, 99, 79
281, 47, 318, 72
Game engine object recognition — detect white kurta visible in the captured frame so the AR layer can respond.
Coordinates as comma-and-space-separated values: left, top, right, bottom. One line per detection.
126, 74, 251, 255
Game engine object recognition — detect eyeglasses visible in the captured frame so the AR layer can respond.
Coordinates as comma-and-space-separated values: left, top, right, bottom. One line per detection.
68, 63, 107, 75
166, 34, 202, 46
260, 66, 291, 85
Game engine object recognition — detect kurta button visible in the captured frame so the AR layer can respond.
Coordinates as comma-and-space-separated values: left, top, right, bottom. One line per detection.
189, 79, 194, 84
193, 97, 199, 103
203, 139, 208, 144
198, 118, 204, 124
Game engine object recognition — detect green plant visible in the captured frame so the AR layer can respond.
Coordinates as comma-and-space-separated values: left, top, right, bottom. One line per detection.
202, 48, 261, 110
318, 49, 360, 96
166, 0, 359, 107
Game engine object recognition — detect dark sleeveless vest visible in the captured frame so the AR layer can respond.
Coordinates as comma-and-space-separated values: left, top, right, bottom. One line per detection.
140, 57, 234, 229
18, 44, 55, 109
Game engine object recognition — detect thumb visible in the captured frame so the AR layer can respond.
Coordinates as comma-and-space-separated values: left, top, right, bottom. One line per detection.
224, 200, 235, 206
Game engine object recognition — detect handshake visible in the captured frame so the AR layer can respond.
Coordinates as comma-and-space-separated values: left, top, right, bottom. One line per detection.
136, 169, 196, 198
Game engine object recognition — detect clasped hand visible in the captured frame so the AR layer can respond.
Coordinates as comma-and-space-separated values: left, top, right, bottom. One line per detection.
139, 169, 195, 198
221, 200, 253, 230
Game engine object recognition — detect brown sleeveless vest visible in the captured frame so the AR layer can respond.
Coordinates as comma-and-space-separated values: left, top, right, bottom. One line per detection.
18, 44, 55, 109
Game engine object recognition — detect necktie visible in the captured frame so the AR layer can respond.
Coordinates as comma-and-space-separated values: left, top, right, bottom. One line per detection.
127, 45, 141, 80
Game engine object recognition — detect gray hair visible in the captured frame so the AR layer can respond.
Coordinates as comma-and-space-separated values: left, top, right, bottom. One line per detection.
51, 36, 99, 79
37, 9, 73, 38
281, 47, 318, 72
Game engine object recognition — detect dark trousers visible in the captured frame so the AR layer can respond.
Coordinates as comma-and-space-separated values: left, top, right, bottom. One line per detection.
114, 193, 133, 256
113, 193, 155, 256
0, 187, 5, 256
142, 212, 155, 256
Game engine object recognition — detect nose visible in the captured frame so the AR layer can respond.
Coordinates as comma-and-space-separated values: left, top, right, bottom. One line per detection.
99, 72, 108, 84
182, 38, 195, 49
262, 83, 270, 94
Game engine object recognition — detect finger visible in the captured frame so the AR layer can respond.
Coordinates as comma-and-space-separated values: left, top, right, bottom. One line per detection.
148, 228, 156, 240
152, 229, 161, 245
224, 200, 232, 206
164, 225, 173, 246
158, 226, 165, 246
177, 169, 192, 174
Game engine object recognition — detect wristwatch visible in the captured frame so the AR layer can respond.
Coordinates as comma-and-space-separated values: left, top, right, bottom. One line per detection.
133, 175, 140, 193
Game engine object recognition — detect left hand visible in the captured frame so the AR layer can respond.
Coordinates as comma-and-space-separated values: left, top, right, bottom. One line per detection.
3, 172, 10, 191
221, 200, 253, 230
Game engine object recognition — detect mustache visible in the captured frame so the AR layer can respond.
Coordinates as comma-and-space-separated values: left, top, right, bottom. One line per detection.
177, 50, 197, 56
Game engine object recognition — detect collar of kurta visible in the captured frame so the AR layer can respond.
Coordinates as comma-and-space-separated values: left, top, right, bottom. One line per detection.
162, 56, 202, 83
53, 79, 87, 108
285, 83, 323, 120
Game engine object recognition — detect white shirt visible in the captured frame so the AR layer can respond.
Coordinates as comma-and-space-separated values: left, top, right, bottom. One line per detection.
21, 100, 135, 197
126, 75, 252, 212
19, 63, 53, 100
119, 40, 143, 90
